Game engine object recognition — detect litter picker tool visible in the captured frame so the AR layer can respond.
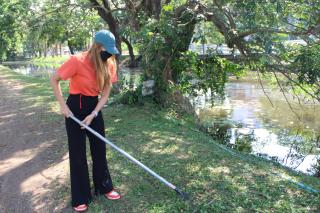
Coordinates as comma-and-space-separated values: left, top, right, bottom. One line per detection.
69, 114, 189, 200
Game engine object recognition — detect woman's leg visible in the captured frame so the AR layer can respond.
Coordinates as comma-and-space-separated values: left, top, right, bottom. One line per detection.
66, 115, 92, 207
86, 112, 114, 195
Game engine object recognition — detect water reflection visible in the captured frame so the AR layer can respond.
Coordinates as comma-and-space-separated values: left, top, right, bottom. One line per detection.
118, 67, 141, 90
3, 62, 57, 78
190, 81, 320, 175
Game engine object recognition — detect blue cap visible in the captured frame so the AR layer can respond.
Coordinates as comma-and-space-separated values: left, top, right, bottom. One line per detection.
94, 30, 119, 55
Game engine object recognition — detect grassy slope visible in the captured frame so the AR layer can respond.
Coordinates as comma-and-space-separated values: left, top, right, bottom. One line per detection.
0, 65, 319, 212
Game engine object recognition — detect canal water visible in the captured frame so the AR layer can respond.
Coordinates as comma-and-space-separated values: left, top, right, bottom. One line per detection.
190, 79, 320, 175
2, 62, 319, 176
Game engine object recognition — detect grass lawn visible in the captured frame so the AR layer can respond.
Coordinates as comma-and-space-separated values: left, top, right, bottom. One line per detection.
31, 55, 68, 65
0, 65, 319, 212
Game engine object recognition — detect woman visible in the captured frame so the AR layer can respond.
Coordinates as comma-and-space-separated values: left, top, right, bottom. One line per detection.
50, 30, 121, 212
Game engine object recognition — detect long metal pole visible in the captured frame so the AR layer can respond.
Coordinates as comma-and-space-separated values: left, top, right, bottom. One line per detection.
69, 115, 188, 199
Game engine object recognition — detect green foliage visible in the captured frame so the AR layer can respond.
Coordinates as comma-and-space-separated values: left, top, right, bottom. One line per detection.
200, 116, 253, 153
27, 0, 103, 55
1, 0, 104, 59
192, 21, 225, 45
137, 1, 243, 102
203, 118, 234, 142
313, 158, 320, 178
294, 44, 320, 92
137, 3, 188, 95
2, 0, 320, 103
119, 85, 145, 105
171, 51, 244, 97
255, 43, 320, 100
233, 131, 254, 153
119, 89, 139, 105
0, 0, 31, 60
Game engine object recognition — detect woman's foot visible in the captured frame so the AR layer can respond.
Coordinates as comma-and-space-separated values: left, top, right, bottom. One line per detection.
73, 204, 88, 212
105, 189, 121, 200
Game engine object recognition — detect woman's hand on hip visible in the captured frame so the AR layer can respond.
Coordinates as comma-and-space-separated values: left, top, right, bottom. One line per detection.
81, 114, 95, 129
60, 104, 73, 118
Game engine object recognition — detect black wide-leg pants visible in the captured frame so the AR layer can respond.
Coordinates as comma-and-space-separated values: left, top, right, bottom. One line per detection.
65, 94, 113, 207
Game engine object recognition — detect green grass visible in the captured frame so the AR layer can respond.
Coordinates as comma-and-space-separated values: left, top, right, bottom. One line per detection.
1, 65, 319, 212
31, 55, 68, 65
0, 65, 69, 121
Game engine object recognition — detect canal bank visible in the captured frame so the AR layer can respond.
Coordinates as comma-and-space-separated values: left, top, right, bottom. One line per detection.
0, 64, 319, 212
3, 60, 320, 176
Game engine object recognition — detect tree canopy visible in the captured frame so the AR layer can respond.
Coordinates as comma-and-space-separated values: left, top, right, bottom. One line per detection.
1, 0, 319, 104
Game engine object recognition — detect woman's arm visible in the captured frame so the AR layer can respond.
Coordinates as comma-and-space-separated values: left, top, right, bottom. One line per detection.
93, 78, 113, 114
80, 79, 112, 128
50, 73, 73, 117
81, 55, 116, 127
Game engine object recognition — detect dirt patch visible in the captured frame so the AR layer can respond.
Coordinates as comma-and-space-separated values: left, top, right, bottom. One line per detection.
0, 75, 72, 212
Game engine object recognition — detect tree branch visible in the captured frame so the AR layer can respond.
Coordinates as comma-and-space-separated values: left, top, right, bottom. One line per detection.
237, 28, 313, 39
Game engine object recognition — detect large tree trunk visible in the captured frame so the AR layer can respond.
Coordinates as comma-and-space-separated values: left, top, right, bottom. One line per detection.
67, 40, 74, 55
89, 0, 122, 94
159, 2, 198, 86
55, 43, 59, 56
158, 60, 196, 116
144, 0, 162, 19
90, 0, 122, 56
121, 36, 138, 67
148, 1, 199, 114
44, 43, 47, 57
59, 43, 62, 56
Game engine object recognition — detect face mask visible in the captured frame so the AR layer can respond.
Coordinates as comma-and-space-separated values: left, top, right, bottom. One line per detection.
100, 50, 113, 62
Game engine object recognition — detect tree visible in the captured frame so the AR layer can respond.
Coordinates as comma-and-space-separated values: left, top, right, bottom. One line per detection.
3, 0, 319, 107
199, 0, 320, 101
0, 0, 31, 60
133, 0, 320, 108
25, 0, 103, 56
89, 0, 123, 56
88, 0, 167, 67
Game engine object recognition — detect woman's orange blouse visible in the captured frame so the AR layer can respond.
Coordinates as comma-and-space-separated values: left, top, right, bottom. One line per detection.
57, 51, 117, 96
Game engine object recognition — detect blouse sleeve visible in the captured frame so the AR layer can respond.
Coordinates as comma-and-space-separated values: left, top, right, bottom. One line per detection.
108, 62, 118, 83
57, 56, 77, 80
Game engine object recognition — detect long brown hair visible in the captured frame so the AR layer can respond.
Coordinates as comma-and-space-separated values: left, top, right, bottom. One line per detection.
88, 43, 116, 91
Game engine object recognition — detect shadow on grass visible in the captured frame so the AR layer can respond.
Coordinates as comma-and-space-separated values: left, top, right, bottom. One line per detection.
0, 66, 71, 212
94, 105, 320, 212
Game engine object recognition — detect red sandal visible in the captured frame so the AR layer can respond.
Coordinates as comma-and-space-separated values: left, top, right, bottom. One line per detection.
73, 204, 88, 212
105, 189, 121, 200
